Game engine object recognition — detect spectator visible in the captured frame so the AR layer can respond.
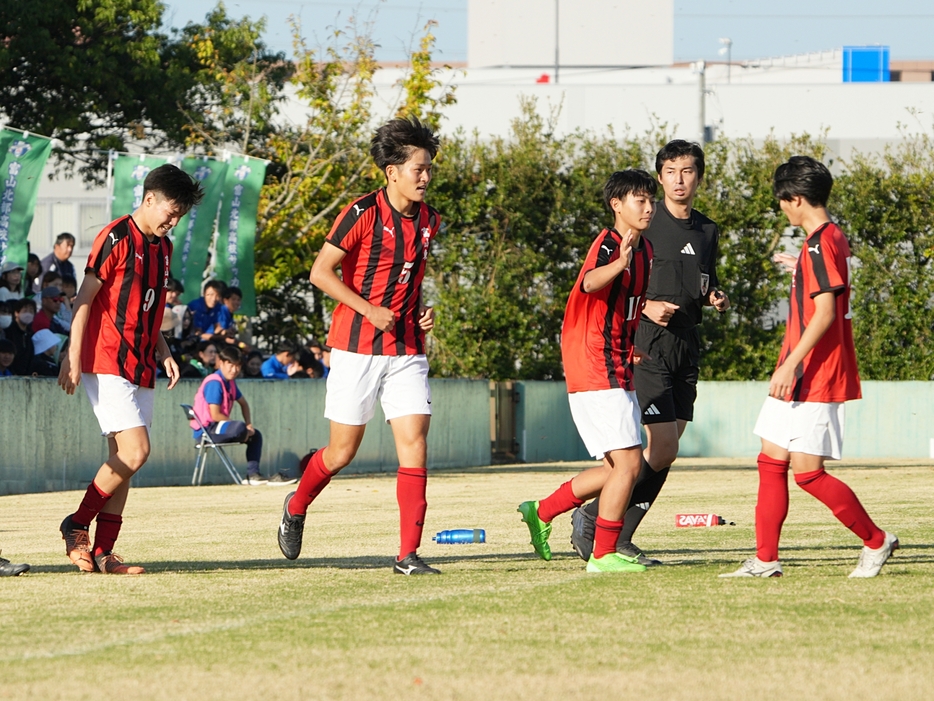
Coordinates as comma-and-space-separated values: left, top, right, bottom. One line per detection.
6, 298, 36, 375
29, 328, 60, 377
189, 345, 293, 486
40, 270, 63, 291
0, 261, 24, 302
55, 274, 77, 332
32, 286, 69, 335
165, 278, 187, 339
242, 350, 265, 378
297, 348, 324, 379
188, 279, 227, 340
40, 232, 76, 280
308, 339, 331, 378
188, 339, 218, 377
261, 340, 300, 378
24, 254, 42, 297
216, 286, 242, 332
0, 301, 12, 341
0, 338, 15, 377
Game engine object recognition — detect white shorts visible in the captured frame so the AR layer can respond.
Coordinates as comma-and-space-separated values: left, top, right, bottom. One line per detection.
82, 373, 154, 437
324, 349, 431, 425
753, 396, 845, 460
567, 388, 642, 459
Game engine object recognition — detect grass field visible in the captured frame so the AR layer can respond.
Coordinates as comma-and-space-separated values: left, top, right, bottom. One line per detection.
1, 459, 933, 701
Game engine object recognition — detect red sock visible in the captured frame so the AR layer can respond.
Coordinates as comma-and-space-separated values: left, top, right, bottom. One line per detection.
755, 453, 790, 562
795, 468, 885, 548
73, 481, 113, 527
93, 512, 123, 557
397, 467, 428, 559
593, 517, 623, 559
289, 448, 332, 516
537, 480, 584, 523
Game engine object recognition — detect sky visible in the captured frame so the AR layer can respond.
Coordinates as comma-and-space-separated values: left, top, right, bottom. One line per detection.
160, 0, 934, 64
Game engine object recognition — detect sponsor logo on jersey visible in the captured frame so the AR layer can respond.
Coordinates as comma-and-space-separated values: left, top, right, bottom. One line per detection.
383, 225, 395, 238
680, 242, 696, 255
700, 272, 709, 296
808, 243, 820, 255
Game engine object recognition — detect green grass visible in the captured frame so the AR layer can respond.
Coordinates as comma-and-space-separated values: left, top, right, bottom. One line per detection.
1, 460, 933, 700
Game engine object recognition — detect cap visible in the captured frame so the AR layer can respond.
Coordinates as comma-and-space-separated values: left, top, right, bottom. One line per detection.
32, 329, 59, 356
1, 261, 24, 275
41, 286, 63, 299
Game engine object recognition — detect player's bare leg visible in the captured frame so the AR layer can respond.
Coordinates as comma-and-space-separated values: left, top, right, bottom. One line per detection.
389, 414, 438, 574
587, 446, 647, 572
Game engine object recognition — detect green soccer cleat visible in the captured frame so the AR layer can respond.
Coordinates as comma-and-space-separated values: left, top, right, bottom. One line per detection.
586, 552, 647, 573
517, 501, 552, 561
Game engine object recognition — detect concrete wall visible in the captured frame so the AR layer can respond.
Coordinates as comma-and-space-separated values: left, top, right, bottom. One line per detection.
0, 377, 491, 496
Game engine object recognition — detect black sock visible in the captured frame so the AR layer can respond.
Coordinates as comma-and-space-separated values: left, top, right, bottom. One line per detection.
619, 465, 670, 544
582, 456, 656, 519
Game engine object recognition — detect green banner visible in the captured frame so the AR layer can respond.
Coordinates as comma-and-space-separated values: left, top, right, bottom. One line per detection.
214, 155, 266, 317
171, 157, 228, 304
0, 129, 52, 268
110, 154, 171, 220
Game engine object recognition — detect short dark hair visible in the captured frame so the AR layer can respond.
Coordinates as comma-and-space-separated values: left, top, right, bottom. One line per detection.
217, 345, 242, 366
55, 232, 75, 246
223, 286, 242, 300
246, 349, 264, 363
143, 164, 205, 211
60, 274, 77, 289
203, 279, 227, 295
603, 170, 658, 211
656, 140, 706, 180
0, 339, 14, 354
370, 116, 440, 172
276, 340, 298, 356
197, 339, 217, 354
166, 277, 184, 294
773, 156, 833, 207
14, 298, 37, 313
41, 271, 61, 286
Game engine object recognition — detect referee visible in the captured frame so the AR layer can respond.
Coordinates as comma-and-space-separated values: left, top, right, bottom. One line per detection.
571, 140, 730, 565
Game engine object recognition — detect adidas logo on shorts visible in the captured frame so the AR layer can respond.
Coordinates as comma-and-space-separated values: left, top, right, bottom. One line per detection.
644, 404, 661, 416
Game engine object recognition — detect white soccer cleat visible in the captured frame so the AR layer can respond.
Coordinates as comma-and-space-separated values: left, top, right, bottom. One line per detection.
849, 532, 899, 578
719, 557, 783, 578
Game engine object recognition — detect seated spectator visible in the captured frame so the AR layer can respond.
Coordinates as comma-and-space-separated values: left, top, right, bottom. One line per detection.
188, 279, 227, 340
0, 261, 24, 302
24, 254, 42, 298
0, 301, 12, 341
189, 345, 294, 486
165, 278, 187, 339
261, 340, 301, 379
241, 350, 265, 378
188, 339, 218, 377
40, 232, 76, 280
40, 270, 63, 292
6, 298, 36, 375
296, 348, 324, 379
55, 274, 77, 332
29, 329, 60, 377
308, 339, 331, 378
217, 286, 242, 332
32, 286, 69, 335
0, 338, 15, 377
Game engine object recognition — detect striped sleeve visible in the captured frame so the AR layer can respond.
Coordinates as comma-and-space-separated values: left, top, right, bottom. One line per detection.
327, 192, 378, 252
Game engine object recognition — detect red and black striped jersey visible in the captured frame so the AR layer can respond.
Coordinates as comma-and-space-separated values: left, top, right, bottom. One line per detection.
324, 188, 441, 355
778, 222, 861, 403
561, 228, 653, 393
82, 215, 172, 389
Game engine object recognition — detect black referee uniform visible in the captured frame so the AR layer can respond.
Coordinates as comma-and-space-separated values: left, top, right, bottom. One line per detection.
635, 199, 721, 424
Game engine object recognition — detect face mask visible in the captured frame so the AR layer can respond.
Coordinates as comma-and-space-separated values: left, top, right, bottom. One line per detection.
18, 312, 34, 325
0, 314, 11, 329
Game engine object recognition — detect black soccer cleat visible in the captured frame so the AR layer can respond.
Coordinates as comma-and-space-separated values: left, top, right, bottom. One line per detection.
393, 552, 441, 575
0, 555, 29, 577
277, 491, 305, 560
570, 505, 596, 562
617, 541, 663, 567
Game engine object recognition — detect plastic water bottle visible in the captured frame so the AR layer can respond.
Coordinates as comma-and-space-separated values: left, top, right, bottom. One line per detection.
432, 529, 486, 544
674, 513, 735, 528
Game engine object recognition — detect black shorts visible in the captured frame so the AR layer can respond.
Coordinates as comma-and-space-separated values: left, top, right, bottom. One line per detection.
633, 323, 700, 425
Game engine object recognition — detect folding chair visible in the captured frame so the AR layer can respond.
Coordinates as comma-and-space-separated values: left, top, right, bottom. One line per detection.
180, 404, 244, 486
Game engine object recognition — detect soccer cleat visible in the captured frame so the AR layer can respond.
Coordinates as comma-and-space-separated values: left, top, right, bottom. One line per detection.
393, 552, 441, 575
570, 505, 595, 561
517, 501, 552, 561
0, 553, 29, 577
267, 472, 298, 486
277, 491, 305, 560
244, 473, 269, 486
618, 541, 663, 567
60, 514, 94, 572
719, 557, 783, 578
849, 532, 899, 578
586, 552, 647, 573
94, 551, 145, 575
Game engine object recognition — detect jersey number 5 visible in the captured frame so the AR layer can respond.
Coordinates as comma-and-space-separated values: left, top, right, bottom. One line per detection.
398, 260, 415, 285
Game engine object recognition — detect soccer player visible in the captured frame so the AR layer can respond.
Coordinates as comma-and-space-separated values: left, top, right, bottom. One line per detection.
722, 156, 897, 578
570, 140, 730, 565
517, 169, 656, 573
58, 164, 203, 575
277, 117, 442, 575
